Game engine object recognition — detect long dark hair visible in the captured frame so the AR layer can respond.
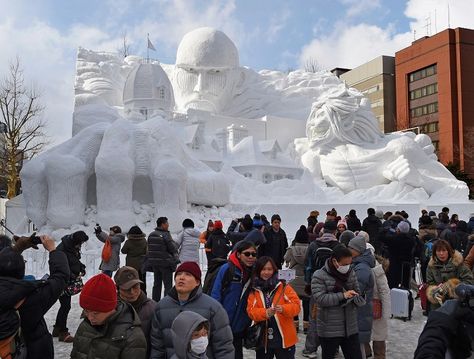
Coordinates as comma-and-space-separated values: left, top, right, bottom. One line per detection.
252, 256, 278, 281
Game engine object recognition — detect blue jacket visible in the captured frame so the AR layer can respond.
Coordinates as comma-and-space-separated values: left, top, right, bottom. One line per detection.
352, 249, 375, 343
467, 217, 474, 234
211, 253, 251, 333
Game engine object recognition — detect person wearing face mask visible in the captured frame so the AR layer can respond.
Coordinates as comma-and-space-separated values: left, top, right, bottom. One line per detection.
312, 244, 366, 359
170, 311, 210, 359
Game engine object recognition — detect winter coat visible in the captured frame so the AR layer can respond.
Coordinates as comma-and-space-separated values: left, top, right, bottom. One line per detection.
362, 214, 383, 249
0, 249, 69, 359
71, 301, 147, 359
226, 220, 250, 246
147, 229, 179, 269
175, 228, 201, 263
448, 221, 469, 255
247, 282, 300, 349
170, 311, 209, 359
346, 216, 362, 232
352, 249, 375, 344
467, 217, 474, 234
57, 234, 86, 280
211, 252, 252, 333
150, 286, 234, 359
418, 224, 438, 242
371, 260, 391, 341
304, 234, 340, 283
128, 291, 157, 356
259, 228, 288, 268
97, 231, 125, 272
284, 243, 308, 298
464, 239, 474, 270
121, 233, 147, 273
205, 229, 230, 260
379, 231, 415, 288
312, 261, 366, 338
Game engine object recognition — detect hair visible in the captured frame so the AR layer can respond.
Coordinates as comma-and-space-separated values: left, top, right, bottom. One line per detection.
349, 209, 356, 217
156, 217, 168, 228
331, 244, 353, 262
432, 239, 454, 261
194, 321, 210, 333
253, 256, 278, 281
450, 214, 458, 223
182, 218, 194, 228
383, 211, 393, 220
367, 208, 375, 216
207, 220, 214, 230
442, 207, 450, 213
234, 240, 257, 253
438, 212, 449, 224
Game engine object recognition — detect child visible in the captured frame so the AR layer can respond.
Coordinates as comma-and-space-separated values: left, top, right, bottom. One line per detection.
171, 311, 210, 359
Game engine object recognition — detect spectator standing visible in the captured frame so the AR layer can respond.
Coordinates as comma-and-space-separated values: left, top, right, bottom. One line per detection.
362, 208, 383, 254
175, 219, 201, 264
71, 273, 147, 359
95, 224, 125, 277
467, 213, 474, 234
346, 210, 362, 232
336, 220, 347, 240
147, 217, 179, 301
259, 214, 288, 268
307, 211, 320, 229
205, 220, 230, 261
150, 261, 234, 359
227, 217, 253, 247
121, 225, 147, 292
53, 230, 89, 343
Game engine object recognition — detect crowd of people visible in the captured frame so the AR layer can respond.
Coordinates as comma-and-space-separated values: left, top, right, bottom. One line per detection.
0, 208, 473, 358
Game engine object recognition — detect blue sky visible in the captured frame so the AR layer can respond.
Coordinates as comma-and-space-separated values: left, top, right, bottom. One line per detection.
0, 0, 472, 143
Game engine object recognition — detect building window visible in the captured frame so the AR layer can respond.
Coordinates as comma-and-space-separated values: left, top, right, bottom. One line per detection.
432, 140, 439, 151
410, 102, 438, 118
243, 173, 252, 178
157, 86, 165, 99
286, 174, 294, 180
410, 83, 438, 100
262, 173, 272, 184
409, 64, 437, 82
419, 122, 439, 134
274, 174, 283, 181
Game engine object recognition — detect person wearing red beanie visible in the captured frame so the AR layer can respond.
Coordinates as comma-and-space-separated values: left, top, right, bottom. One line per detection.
204, 219, 231, 262
71, 273, 147, 358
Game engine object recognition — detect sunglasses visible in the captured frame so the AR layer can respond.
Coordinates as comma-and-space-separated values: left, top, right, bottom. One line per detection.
241, 252, 257, 257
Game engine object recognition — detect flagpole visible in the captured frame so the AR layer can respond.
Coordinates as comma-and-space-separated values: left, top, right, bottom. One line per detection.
147, 33, 150, 63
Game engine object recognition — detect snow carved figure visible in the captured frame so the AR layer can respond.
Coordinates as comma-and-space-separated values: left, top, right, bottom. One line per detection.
300, 85, 469, 201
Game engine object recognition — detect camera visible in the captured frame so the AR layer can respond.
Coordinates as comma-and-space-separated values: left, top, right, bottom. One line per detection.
455, 284, 474, 308
31, 234, 42, 246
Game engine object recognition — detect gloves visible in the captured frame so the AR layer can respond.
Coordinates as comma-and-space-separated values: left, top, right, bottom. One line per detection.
305, 284, 312, 296
94, 225, 102, 235
12, 233, 40, 253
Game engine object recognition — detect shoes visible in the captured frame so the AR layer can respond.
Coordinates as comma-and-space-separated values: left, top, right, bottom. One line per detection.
302, 349, 318, 358
58, 332, 74, 343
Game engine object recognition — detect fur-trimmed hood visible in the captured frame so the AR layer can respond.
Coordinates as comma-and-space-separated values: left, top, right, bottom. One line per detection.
428, 250, 463, 268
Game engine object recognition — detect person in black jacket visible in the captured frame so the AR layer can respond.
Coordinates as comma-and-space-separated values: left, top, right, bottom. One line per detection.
0, 234, 69, 359
226, 216, 253, 247
205, 220, 230, 261
52, 230, 88, 342
362, 208, 383, 254
346, 209, 362, 232
258, 214, 288, 268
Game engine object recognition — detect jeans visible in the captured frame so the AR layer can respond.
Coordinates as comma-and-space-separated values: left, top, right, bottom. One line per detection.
320, 334, 362, 359
152, 266, 173, 301
54, 294, 71, 331
102, 270, 113, 277
256, 345, 295, 358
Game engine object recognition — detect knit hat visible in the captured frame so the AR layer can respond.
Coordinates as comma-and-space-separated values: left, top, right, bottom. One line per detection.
72, 230, 89, 245
80, 273, 117, 313
214, 220, 223, 230
375, 209, 384, 219
271, 214, 281, 223
0, 247, 25, 279
397, 221, 410, 234
294, 225, 309, 243
128, 225, 143, 235
339, 230, 355, 246
323, 220, 337, 231
337, 219, 347, 229
109, 225, 122, 234
348, 235, 367, 254
175, 261, 201, 282
114, 266, 143, 290
182, 218, 195, 228
357, 230, 370, 243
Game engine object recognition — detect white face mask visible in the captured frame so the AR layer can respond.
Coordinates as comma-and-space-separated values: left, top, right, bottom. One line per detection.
190, 336, 208, 354
336, 263, 351, 274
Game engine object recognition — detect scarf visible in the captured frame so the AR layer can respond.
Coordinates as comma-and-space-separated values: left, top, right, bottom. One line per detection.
327, 258, 351, 293
253, 274, 279, 293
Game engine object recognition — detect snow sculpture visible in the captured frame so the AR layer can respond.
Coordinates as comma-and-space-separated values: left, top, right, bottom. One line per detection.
299, 85, 469, 201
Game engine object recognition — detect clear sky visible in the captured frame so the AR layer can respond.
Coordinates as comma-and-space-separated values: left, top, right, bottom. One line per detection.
0, 0, 472, 144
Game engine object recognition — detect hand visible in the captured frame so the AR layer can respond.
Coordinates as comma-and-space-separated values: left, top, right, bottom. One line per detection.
304, 284, 312, 296
94, 225, 102, 235
274, 305, 283, 313
382, 155, 422, 187
344, 290, 358, 299
40, 235, 56, 252
266, 307, 276, 318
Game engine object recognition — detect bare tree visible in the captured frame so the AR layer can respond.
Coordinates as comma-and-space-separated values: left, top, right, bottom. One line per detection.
118, 31, 131, 58
304, 57, 321, 73
0, 57, 47, 198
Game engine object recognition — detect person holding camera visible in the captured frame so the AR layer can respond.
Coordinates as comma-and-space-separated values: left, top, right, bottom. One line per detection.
95, 224, 125, 277
0, 234, 69, 359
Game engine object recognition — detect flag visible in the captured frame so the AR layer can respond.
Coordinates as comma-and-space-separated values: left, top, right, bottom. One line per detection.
147, 38, 156, 51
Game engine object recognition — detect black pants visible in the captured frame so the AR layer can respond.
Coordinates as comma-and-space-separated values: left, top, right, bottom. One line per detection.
54, 294, 71, 331
152, 266, 173, 301
233, 331, 244, 359
139, 270, 147, 294
320, 334, 362, 359
256, 345, 295, 358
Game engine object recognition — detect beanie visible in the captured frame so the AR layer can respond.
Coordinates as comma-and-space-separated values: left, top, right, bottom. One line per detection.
337, 219, 347, 229
357, 230, 370, 243
397, 221, 410, 234
339, 230, 355, 247
182, 218, 195, 228
348, 235, 367, 254
72, 230, 89, 245
80, 273, 117, 313
128, 225, 143, 235
375, 209, 384, 219
175, 261, 201, 282
214, 220, 223, 230
0, 247, 25, 279
271, 214, 281, 223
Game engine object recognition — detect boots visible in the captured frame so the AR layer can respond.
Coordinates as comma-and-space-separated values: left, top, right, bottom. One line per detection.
373, 341, 386, 359
303, 321, 309, 334
293, 320, 299, 333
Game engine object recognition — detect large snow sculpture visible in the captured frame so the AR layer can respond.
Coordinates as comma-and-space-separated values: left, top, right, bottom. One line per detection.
299, 86, 469, 201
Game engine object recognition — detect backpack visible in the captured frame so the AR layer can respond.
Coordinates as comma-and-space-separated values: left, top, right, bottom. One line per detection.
101, 238, 112, 263
312, 246, 333, 273
203, 259, 235, 295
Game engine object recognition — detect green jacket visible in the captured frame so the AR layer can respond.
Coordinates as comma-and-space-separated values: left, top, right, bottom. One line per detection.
121, 233, 147, 272
71, 302, 147, 359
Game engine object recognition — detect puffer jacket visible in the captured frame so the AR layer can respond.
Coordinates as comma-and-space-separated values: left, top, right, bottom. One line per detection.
247, 281, 300, 349
312, 261, 365, 338
97, 231, 125, 272
352, 249, 375, 343
170, 311, 209, 359
147, 228, 178, 269
150, 286, 234, 359
371, 260, 391, 341
284, 243, 308, 297
175, 228, 201, 263
121, 233, 147, 272
0, 249, 69, 359
57, 234, 86, 280
71, 301, 146, 359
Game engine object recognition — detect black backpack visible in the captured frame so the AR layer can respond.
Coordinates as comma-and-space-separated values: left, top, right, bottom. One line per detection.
202, 259, 235, 295
312, 247, 333, 273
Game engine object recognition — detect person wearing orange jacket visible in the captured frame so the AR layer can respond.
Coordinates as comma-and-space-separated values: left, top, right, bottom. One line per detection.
247, 256, 301, 358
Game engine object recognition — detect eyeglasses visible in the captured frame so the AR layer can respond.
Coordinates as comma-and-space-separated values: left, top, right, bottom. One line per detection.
241, 252, 257, 257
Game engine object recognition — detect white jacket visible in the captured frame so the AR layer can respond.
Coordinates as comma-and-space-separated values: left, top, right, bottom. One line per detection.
175, 228, 201, 263
371, 261, 391, 341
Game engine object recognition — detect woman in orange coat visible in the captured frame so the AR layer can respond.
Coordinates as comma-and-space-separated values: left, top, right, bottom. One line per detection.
247, 256, 301, 358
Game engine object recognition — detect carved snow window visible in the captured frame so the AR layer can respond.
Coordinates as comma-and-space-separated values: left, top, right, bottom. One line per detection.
286, 174, 294, 180
244, 172, 252, 178
274, 174, 283, 180
262, 173, 272, 184
158, 86, 165, 99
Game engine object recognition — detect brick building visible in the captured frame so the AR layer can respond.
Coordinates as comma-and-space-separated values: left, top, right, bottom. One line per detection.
395, 27, 474, 176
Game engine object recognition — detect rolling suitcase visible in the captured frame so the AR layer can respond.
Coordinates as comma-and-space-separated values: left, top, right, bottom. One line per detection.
390, 262, 414, 321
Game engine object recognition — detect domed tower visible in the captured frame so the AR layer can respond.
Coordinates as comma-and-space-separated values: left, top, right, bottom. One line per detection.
123, 62, 175, 119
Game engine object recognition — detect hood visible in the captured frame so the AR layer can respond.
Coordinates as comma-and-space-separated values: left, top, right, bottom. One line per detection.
353, 249, 375, 269
244, 229, 265, 244
60, 234, 77, 250
428, 250, 464, 268
171, 311, 209, 359
318, 233, 338, 243
372, 261, 385, 278
228, 251, 243, 272
289, 244, 307, 265
184, 228, 201, 237
127, 233, 146, 241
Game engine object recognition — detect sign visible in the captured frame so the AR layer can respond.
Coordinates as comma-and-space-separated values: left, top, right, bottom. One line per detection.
278, 269, 296, 282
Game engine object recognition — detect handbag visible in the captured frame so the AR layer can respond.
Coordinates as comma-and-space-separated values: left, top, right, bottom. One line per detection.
372, 298, 382, 320
243, 321, 265, 350
64, 277, 84, 296
101, 238, 112, 263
